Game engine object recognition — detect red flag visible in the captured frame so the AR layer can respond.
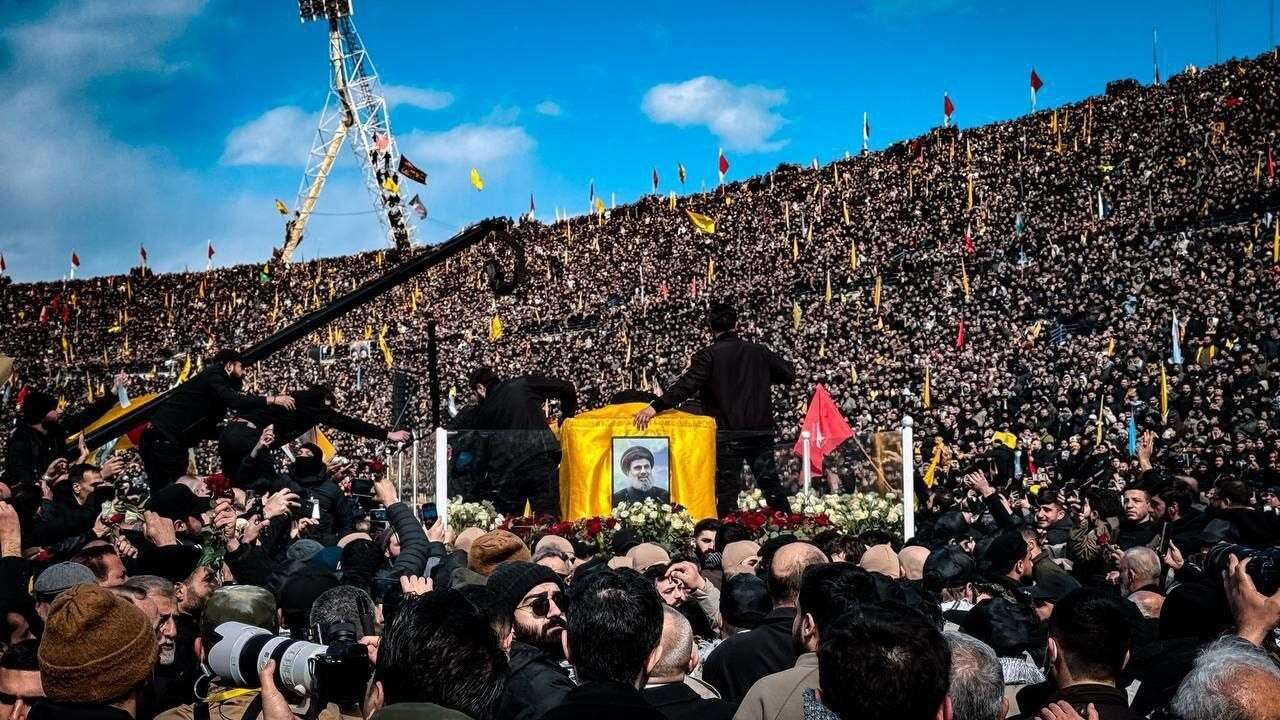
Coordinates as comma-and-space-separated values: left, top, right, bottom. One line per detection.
1030, 69, 1044, 92
793, 384, 854, 477
529, 193, 535, 214
207, 242, 215, 260
0, 254, 6, 273
963, 227, 975, 254
652, 167, 659, 192
956, 318, 967, 349
1223, 96, 1243, 109
70, 251, 80, 268
944, 93, 955, 119
15, 385, 29, 408
718, 151, 729, 175
139, 245, 147, 264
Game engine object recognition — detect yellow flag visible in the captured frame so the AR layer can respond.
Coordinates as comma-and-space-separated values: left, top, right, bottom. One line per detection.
792, 234, 799, 262
378, 325, 393, 368
274, 199, 289, 215
842, 201, 850, 226
922, 440, 942, 488
966, 175, 974, 210
922, 366, 931, 408
593, 196, 606, 214
382, 176, 400, 194
873, 274, 882, 311
960, 259, 971, 299
966, 138, 972, 164
489, 314, 504, 342
684, 209, 716, 234
364, 325, 373, 341
1105, 338, 1116, 356
792, 302, 802, 330
1051, 110, 1058, 134
824, 270, 832, 305
469, 168, 484, 191
311, 428, 337, 462
1274, 216, 1279, 263
849, 239, 859, 269
176, 355, 192, 383
1094, 395, 1105, 445
668, 191, 677, 210
707, 257, 716, 282
1160, 363, 1169, 423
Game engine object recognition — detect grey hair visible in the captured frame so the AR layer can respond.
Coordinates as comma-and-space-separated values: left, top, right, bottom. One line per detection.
1121, 547, 1160, 585
652, 606, 694, 679
944, 632, 1005, 720
1170, 636, 1280, 720
124, 575, 175, 600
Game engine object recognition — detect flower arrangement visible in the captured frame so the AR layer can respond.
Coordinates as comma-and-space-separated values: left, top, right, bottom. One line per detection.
724, 491, 903, 541
447, 497, 505, 532
721, 509, 833, 541
821, 491, 903, 536
537, 516, 620, 554
612, 497, 695, 549
737, 488, 768, 511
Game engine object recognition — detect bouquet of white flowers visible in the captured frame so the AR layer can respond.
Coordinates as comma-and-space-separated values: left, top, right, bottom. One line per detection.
824, 491, 902, 536
447, 497, 505, 532
612, 497, 694, 550
787, 489, 830, 516
736, 488, 768, 511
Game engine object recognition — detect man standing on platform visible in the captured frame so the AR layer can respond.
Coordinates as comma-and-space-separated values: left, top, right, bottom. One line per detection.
634, 301, 795, 515
467, 367, 577, 517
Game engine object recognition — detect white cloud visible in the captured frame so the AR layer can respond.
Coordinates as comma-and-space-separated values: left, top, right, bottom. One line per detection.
402, 124, 535, 167
382, 84, 454, 111
483, 105, 521, 124
641, 76, 788, 152
534, 100, 563, 117
221, 106, 317, 166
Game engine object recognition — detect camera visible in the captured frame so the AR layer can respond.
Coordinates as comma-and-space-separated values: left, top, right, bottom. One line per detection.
1204, 543, 1280, 595
207, 621, 371, 707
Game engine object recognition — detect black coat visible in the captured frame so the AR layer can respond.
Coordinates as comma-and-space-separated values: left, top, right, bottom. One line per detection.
472, 377, 577, 468
642, 682, 735, 720
652, 332, 794, 433
497, 642, 574, 720
4, 394, 115, 489
148, 366, 268, 446
238, 386, 389, 447
542, 681, 665, 720
701, 607, 798, 706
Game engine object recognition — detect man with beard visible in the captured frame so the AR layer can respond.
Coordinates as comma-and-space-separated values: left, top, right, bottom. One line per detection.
140, 349, 295, 490
613, 445, 670, 505
123, 576, 184, 710
488, 561, 574, 720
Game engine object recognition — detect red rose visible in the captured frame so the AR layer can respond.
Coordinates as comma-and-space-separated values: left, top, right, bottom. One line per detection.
814, 514, 831, 527
32, 549, 51, 564
109, 513, 125, 525
585, 518, 603, 536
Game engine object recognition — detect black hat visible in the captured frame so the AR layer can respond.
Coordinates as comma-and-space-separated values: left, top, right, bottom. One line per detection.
210, 349, 242, 365
21, 390, 57, 424
149, 484, 212, 522
923, 545, 976, 593
486, 561, 563, 618
1028, 572, 1082, 603
981, 530, 1029, 577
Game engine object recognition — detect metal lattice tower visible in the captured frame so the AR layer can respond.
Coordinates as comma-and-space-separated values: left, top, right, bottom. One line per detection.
280, 0, 413, 263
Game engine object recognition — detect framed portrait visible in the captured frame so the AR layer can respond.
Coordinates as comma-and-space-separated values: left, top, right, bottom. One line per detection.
611, 437, 671, 507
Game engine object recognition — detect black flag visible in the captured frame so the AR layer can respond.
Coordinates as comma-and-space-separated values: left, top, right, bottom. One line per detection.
398, 155, 428, 184
409, 194, 427, 219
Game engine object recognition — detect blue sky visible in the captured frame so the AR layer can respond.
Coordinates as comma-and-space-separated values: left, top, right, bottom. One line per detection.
0, 0, 1274, 281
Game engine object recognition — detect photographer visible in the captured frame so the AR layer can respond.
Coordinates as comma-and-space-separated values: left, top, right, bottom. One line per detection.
277, 442, 355, 547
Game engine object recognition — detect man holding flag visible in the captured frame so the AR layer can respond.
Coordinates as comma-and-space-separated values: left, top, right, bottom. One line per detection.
634, 300, 796, 514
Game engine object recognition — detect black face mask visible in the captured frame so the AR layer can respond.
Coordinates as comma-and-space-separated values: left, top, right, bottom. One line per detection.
292, 455, 325, 478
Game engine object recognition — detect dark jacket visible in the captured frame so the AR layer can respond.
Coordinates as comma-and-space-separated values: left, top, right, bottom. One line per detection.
1042, 517, 1073, 548
472, 376, 577, 469
1115, 520, 1156, 550
148, 366, 268, 446
30, 484, 110, 549
1017, 683, 1138, 720
701, 607, 798, 706
1207, 506, 1280, 547
281, 470, 354, 547
651, 332, 794, 432
642, 681, 735, 720
375, 500, 444, 589
542, 681, 664, 720
237, 386, 389, 447
4, 394, 116, 488
497, 642, 574, 720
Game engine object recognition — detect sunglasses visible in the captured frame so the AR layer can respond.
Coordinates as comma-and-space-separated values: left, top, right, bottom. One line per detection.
518, 591, 564, 617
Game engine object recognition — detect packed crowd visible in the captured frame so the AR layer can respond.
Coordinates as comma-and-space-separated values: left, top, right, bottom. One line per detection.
0, 47, 1279, 720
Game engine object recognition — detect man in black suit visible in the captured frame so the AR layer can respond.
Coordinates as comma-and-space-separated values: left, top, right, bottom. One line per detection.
642, 606, 735, 720
466, 367, 577, 516
5, 375, 123, 493
634, 301, 795, 514
140, 349, 294, 490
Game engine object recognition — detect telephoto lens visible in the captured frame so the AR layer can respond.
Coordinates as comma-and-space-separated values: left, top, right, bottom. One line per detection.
206, 621, 329, 697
